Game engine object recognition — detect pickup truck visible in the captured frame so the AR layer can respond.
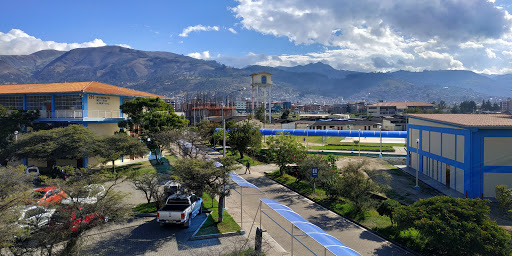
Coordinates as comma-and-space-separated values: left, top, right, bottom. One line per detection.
156, 194, 202, 228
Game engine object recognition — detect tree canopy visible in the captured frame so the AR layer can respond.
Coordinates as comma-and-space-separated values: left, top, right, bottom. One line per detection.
95, 133, 148, 171
227, 120, 262, 159
266, 133, 306, 175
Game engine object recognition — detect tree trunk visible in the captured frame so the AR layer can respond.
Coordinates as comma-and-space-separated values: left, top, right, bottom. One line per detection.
239, 151, 244, 159
218, 194, 225, 222
112, 160, 116, 173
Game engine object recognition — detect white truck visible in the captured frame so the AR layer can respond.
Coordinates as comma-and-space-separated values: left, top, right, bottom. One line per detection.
156, 194, 202, 228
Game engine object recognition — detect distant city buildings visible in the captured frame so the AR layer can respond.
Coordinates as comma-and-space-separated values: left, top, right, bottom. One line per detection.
368, 102, 435, 116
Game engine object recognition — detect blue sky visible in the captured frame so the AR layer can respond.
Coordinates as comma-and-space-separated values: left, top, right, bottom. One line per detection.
2, 0, 512, 74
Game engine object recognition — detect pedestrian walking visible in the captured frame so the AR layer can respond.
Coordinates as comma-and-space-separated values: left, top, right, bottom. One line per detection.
245, 161, 251, 174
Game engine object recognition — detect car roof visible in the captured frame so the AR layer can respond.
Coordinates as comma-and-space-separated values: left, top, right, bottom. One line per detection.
34, 186, 57, 192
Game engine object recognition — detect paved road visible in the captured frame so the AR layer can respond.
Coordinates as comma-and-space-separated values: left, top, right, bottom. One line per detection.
224, 164, 413, 256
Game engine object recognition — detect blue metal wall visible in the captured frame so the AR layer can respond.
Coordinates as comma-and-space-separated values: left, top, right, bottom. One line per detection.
215, 128, 407, 138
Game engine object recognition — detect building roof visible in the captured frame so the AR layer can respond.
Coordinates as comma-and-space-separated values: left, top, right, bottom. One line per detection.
312, 120, 378, 126
408, 114, 512, 128
250, 72, 272, 76
0, 81, 167, 98
369, 102, 434, 109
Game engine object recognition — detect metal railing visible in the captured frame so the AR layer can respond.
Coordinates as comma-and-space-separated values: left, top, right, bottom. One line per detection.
36, 110, 122, 119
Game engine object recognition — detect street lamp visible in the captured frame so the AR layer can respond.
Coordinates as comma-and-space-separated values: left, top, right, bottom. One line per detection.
223, 87, 246, 157
379, 124, 382, 157
358, 129, 361, 157
414, 138, 420, 190
14, 131, 18, 142
306, 124, 309, 152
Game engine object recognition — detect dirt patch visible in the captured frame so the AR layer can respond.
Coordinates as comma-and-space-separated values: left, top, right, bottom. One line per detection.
336, 157, 443, 204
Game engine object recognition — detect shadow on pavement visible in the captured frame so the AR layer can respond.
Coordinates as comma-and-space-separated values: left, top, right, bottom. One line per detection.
85, 214, 220, 255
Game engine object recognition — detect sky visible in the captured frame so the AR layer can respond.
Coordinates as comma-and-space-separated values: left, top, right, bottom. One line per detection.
1, 0, 512, 74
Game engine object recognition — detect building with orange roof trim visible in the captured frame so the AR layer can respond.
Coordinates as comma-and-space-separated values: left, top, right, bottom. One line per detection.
407, 114, 512, 198
0, 81, 167, 168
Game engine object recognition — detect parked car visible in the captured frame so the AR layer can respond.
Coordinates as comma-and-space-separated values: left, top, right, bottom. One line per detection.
50, 206, 107, 232
157, 194, 202, 228
32, 187, 67, 206
17, 205, 56, 232
61, 184, 105, 205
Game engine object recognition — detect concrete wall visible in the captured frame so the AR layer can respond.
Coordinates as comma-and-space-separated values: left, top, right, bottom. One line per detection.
87, 123, 120, 137
456, 135, 464, 163
87, 95, 121, 118
251, 73, 272, 85
430, 132, 441, 156
422, 130, 429, 152
442, 133, 455, 160
484, 173, 512, 197
484, 137, 512, 166
456, 168, 464, 194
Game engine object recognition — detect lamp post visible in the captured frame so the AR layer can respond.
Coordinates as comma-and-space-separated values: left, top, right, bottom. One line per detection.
379, 124, 382, 157
14, 131, 18, 142
414, 138, 420, 190
306, 124, 309, 151
223, 88, 246, 157
358, 129, 361, 157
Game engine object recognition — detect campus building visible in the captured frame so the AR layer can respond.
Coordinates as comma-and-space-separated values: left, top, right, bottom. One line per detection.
0, 81, 166, 168
368, 102, 435, 116
407, 114, 512, 198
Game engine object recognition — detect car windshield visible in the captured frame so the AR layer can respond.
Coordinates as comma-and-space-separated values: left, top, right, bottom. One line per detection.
32, 191, 45, 199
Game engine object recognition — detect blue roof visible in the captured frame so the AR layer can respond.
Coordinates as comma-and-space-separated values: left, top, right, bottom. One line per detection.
230, 172, 264, 193
260, 198, 360, 256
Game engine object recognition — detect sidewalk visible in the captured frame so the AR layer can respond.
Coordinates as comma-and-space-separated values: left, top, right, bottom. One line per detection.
224, 164, 413, 256
395, 165, 465, 198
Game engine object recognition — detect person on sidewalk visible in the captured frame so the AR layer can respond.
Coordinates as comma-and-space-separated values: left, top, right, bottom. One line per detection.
245, 161, 251, 174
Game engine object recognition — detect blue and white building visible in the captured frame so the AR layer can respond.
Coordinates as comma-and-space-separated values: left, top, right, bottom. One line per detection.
407, 114, 512, 198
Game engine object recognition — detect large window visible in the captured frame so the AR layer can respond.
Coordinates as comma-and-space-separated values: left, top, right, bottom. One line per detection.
0, 96, 23, 110
27, 96, 51, 110
55, 95, 82, 110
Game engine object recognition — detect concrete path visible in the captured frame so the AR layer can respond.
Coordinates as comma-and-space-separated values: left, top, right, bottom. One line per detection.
224, 164, 413, 256
395, 165, 465, 198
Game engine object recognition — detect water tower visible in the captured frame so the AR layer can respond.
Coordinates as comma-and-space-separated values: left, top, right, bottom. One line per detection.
250, 72, 272, 123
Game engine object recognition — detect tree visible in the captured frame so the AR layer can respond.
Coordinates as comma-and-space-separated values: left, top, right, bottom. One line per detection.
0, 106, 41, 164
338, 161, 387, 212
377, 199, 402, 225
119, 97, 188, 162
394, 197, 512, 256
450, 104, 460, 113
255, 105, 265, 121
213, 156, 237, 222
280, 109, 290, 120
132, 173, 164, 205
0, 165, 32, 249
10, 125, 98, 167
95, 133, 148, 172
266, 133, 306, 176
227, 120, 262, 159
172, 159, 218, 198
459, 100, 477, 113
438, 100, 447, 110
8, 168, 130, 256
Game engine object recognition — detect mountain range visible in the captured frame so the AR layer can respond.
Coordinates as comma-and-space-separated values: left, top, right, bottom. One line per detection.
1, 46, 511, 104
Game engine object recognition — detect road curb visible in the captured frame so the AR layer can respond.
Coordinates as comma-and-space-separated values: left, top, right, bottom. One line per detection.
189, 212, 245, 241
266, 173, 420, 256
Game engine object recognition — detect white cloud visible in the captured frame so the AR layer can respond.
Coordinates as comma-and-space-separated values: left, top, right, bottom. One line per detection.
115, 44, 132, 49
187, 51, 211, 59
179, 25, 220, 37
228, 0, 512, 73
486, 48, 497, 58
228, 28, 238, 34
0, 29, 106, 55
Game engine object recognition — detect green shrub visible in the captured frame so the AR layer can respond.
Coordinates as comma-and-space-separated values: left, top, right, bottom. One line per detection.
396, 228, 427, 252
495, 184, 512, 214
377, 199, 401, 225
394, 196, 512, 256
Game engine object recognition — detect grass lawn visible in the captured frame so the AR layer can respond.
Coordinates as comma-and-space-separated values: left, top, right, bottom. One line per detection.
132, 202, 158, 213
195, 193, 241, 236
311, 144, 395, 152
266, 171, 391, 226
220, 150, 264, 166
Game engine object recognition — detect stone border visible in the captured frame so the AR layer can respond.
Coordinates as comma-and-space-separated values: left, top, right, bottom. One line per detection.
189, 212, 245, 241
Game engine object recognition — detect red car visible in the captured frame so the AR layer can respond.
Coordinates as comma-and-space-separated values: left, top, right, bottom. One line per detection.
51, 206, 107, 232
32, 187, 67, 206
